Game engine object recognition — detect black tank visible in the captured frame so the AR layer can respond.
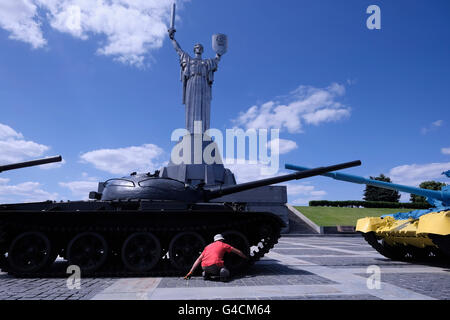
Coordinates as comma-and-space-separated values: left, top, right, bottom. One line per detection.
0, 156, 361, 277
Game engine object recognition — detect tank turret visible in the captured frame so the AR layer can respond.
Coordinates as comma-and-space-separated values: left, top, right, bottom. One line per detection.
98, 160, 362, 203
0, 156, 62, 173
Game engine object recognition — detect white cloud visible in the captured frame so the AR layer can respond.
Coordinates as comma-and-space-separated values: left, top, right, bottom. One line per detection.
0, 0, 179, 66
421, 119, 444, 134
80, 143, 166, 175
303, 108, 350, 125
0, 0, 46, 49
285, 183, 326, 196
432, 120, 443, 127
59, 172, 102, 199
59, 180, 98, 199
0, 140, 49, 163
233, 83, 350, 133
0, 179, 58, 203
0, 122, 59, 172
0, 123, 24, 140
267, 138, 298, 155
285, 182, 327, 205
0, 123, 50, 164
389, 162, 450, 186
442, 147, 450, 155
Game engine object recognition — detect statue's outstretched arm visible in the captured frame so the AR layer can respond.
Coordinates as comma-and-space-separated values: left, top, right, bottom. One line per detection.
171, 38, 184, 56
168, 29, 184, 56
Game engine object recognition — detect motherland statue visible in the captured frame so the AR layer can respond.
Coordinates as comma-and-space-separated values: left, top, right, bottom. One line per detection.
167, 3, 228, 133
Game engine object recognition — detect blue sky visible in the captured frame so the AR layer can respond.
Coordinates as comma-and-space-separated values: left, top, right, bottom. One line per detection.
0, 0, 449, 204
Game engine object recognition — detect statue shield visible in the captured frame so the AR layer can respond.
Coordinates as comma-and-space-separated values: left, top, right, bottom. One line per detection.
212, 34, 228, 55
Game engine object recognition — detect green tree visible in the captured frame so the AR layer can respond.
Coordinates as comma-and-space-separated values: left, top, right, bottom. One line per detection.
363, 174, 400, 202
410, 181, 447, 203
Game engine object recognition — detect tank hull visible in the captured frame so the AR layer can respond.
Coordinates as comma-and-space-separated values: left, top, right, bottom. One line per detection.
0, 200, 284, 277
356, 210, 450, 261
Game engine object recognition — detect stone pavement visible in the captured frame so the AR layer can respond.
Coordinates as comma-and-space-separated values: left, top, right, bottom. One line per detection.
1, 235, 449, 300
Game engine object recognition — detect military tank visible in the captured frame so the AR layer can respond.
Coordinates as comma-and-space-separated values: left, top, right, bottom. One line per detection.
285, 164, 450, 262
0, 156, 361, 277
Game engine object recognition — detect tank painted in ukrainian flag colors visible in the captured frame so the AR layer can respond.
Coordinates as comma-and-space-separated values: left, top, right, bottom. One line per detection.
285, 164, 450, 262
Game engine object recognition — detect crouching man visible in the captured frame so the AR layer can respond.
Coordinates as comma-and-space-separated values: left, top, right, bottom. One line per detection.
184, 234, 249, 282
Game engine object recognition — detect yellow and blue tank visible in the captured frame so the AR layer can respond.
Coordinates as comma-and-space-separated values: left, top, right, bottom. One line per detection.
285, 165, 450, 262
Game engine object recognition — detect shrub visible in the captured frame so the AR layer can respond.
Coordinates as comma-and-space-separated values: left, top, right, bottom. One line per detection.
308, 200, 431, 209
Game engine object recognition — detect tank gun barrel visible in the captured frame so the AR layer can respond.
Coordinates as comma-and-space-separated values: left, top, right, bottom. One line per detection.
0, 156, 62, 173
285, 163, 450, 205
204, 160, 362, 201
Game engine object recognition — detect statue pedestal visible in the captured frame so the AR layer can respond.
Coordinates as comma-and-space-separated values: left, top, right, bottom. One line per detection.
161, 134, 236, 186
161, 163, 236, 187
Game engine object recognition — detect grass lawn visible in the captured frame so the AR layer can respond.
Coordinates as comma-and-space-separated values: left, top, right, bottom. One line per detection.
294, 206, 413, 227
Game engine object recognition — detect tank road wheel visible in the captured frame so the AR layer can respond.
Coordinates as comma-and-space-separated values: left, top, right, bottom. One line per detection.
363, 232, 406, 261
222, 230, 250, 273
67, 232, 108, 274
258, 223, 277, 242
121, 232, 161, 272
404, 246, 431, 261
8, 232, 52, 273
169, 232, 205, 271
429, 235, 450, 259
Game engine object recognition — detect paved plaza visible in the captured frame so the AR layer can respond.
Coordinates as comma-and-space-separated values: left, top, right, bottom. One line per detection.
1, 235, 449, 300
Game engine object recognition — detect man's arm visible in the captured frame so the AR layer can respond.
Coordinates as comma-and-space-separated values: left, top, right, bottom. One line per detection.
184, 253, 203, 279
231, 247, 249, 260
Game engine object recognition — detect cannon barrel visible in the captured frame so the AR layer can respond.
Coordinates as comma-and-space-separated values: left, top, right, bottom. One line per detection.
285, 163, 450, 205
204, 160, 362, 201
0, 156, 62, 173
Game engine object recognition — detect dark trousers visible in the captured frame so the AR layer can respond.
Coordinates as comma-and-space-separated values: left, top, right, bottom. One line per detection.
202, 264, 230, 281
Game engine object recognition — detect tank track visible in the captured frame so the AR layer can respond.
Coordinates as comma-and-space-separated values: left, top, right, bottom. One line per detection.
362, 232, 449, 262
0, 211, 282, 278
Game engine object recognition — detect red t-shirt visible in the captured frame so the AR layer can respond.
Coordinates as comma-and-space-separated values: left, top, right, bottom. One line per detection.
200, 241, 234, 268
